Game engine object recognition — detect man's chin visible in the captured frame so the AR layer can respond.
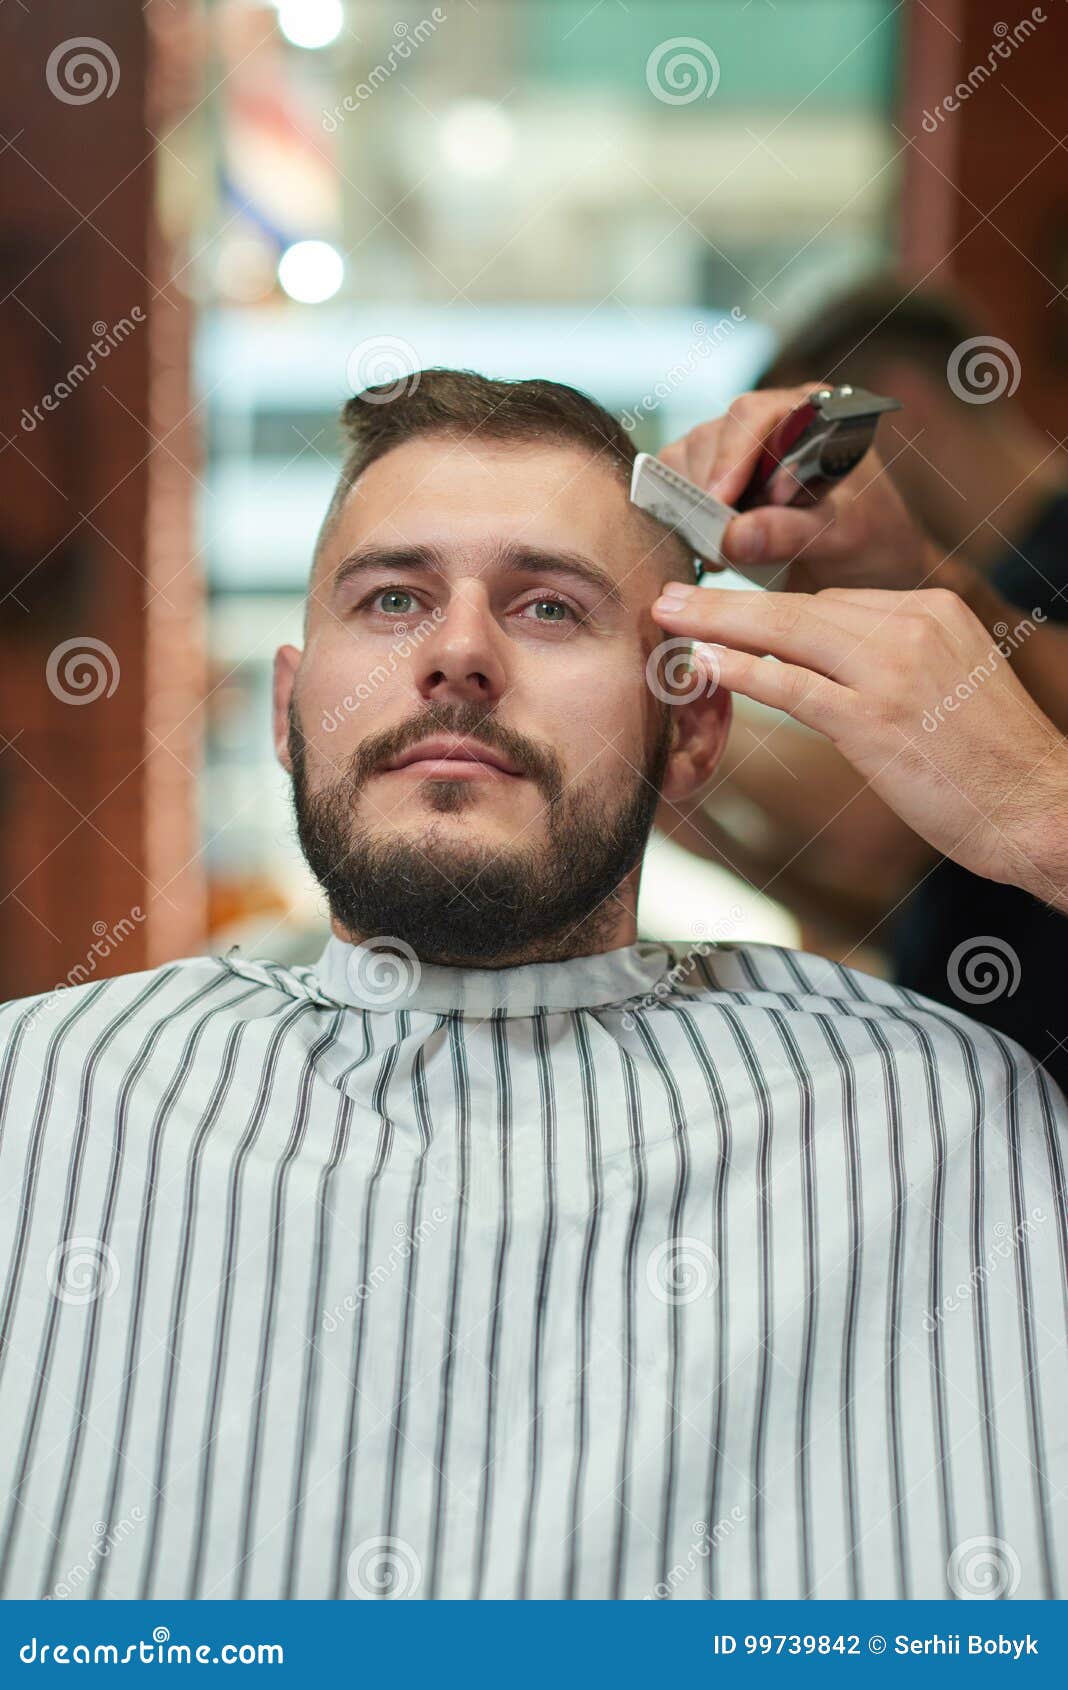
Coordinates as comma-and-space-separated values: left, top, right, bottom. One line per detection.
362, 813, 541, 860
328, 832, 562, 966
290, 717, 670, 967
315, 821, 624, 968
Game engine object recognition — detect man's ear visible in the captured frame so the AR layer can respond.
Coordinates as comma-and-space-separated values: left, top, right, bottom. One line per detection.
659, 665, 732, 803
273, 645, 302, 773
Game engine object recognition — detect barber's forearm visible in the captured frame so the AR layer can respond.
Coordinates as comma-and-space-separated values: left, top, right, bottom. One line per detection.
1039, 866, 1068, 917
658, 806, 903, 940
918, 558, 1068, 909
717, 711, 927, 878
931, 556, 1068, 735
1012, 809, 1068, 915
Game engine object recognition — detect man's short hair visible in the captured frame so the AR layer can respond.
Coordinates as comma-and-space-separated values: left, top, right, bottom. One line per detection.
758, 276, 988, 399
316, 368, 639, 561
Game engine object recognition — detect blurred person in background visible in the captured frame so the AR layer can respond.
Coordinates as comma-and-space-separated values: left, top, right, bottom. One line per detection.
659, 281, 1068, 1089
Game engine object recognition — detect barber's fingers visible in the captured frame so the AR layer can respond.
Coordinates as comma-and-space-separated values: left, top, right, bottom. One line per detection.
702, 385, 819, 504
658, 423, 721, 490
809, 586, 925, 611
719, 450, 906, 572
652, 587, 881, 677
721, 501, 845, 570
702, 644, 854, 735
658, 384, 819, 503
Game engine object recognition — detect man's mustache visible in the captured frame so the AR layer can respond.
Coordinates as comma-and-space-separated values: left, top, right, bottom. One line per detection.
306, 699, 565, 800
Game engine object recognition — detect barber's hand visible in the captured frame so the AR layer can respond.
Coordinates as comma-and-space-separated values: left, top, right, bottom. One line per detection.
659, 385, 939, 592
651, 580, 1068, 910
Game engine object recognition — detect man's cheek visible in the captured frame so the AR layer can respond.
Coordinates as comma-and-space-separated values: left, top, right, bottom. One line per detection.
568, 692, 647, 773
307, 657, 403, 743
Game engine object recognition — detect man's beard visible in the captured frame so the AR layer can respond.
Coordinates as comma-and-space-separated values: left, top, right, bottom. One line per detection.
287, 697, 671, 967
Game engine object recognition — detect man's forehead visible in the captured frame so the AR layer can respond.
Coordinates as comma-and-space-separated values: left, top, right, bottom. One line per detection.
319, 434, 674, 580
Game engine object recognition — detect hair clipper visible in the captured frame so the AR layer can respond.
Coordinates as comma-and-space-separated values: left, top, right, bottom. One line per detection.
630, 383, 902, 587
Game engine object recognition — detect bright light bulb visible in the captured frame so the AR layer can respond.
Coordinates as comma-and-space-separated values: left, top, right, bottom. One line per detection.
277, 240, 344, 304
276, 0, 344, 51
440, 101, 516, 179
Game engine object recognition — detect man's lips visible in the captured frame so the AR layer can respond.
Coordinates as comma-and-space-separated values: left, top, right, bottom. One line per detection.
378, 735, 523, 781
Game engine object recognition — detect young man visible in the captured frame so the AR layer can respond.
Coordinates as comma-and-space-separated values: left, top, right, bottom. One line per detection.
0, 371, 1063, 1602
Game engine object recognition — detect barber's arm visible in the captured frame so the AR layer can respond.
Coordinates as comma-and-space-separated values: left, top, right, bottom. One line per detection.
651, 582, 1068, 915
659, 703, 930, 944
661, 387, 1068, 734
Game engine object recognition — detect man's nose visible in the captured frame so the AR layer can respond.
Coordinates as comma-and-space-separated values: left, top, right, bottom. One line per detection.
415, 589, 508, 706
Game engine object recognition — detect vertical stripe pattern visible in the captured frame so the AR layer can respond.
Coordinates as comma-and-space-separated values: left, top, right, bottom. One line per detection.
0, 936, 1063, 1601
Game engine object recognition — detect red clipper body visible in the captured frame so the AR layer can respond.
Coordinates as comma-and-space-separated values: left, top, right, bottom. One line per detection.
736, 384, 901, 512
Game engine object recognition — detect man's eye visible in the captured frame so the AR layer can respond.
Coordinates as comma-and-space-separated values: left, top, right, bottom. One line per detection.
373, 588, 417, 616
521, 598, 575, 624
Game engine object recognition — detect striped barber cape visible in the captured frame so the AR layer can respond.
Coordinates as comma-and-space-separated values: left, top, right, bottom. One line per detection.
0, 934, 1063, 1601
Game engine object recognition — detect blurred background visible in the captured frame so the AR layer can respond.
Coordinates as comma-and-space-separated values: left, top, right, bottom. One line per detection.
2, 0, 1067, 992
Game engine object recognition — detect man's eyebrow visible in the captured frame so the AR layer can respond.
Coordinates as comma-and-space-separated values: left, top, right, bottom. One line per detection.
504, 545, 624, 605
332, 545, 442, 594
331, 542, 624, 606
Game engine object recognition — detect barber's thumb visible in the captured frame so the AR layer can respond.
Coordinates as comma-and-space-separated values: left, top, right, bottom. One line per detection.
723, 506, 823, 566
721, 512, 769, 564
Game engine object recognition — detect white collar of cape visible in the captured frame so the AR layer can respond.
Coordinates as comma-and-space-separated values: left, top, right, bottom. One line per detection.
314, 932, 674, 1018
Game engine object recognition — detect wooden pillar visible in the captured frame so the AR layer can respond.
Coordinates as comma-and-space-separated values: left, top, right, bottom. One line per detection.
899, 0, 1068, 437
0, 1, 206, 998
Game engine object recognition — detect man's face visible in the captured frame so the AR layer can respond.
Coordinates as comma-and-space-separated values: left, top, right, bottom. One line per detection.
274, 432, 727, 964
